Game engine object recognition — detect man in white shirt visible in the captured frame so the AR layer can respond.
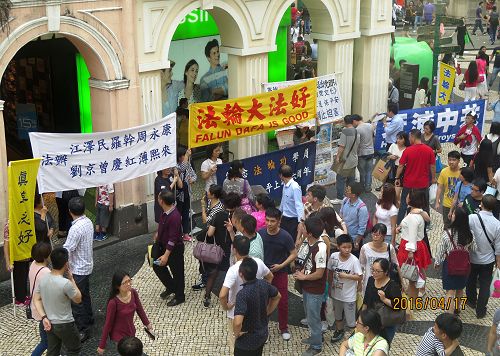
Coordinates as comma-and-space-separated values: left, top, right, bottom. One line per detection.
279, 165, 304, 242
63, 196, 94, 342
219, 236, 273, 354
467, 195, 500, 318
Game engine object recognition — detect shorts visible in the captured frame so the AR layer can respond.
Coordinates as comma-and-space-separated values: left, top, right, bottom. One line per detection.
96, 203, 112, 228
333, 298, 356, 328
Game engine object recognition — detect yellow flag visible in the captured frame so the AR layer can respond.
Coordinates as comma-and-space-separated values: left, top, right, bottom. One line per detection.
188, 79, 317, 148
436, 62, 456, 106
8, 158, 41, 261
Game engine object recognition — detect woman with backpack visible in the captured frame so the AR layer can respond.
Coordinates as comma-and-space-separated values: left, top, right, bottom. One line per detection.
434, 207, 475, 315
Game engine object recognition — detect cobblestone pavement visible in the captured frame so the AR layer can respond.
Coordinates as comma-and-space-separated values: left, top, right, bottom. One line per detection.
1, 145, 499, 354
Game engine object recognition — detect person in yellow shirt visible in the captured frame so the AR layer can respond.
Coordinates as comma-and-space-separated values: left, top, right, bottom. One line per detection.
434, 151, 461, 229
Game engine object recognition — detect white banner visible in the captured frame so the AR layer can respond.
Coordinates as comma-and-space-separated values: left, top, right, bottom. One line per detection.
262, 73, 344, 128
30, 114, 177, 193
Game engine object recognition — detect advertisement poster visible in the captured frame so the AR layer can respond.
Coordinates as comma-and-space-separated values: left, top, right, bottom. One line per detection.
314, 121, 343, 185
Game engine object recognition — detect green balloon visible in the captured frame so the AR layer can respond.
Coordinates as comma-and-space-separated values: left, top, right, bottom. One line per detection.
391, 37, 433, 82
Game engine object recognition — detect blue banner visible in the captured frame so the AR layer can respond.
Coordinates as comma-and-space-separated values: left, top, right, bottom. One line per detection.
374, 99, 486, 150
216, 141, 316, 199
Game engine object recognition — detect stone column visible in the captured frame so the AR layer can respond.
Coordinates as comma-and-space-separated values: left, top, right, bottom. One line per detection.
226, 52, 268, 159
0, 100, 7, 237
352, 33, 392, 120
316, 38, 355, 115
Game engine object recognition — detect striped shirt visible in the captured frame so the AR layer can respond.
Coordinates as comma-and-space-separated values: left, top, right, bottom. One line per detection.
63, 215, 94, 275
416, 327, 445, 356
206, 201, 224, 226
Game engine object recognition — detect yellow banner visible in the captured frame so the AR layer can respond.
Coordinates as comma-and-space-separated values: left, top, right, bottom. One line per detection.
437, 62, 456, 106
8, 158, 41, 262
188, 79, 317, 148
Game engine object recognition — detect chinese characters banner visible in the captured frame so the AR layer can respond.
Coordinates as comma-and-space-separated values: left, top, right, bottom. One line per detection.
188, 80, 317, 148
29, 113, 177, 193
436, 62, 456, 106
215, 141, 316, 199
8, 158, 41, 261
374, 99, 486, 150
262, 73, 344, 128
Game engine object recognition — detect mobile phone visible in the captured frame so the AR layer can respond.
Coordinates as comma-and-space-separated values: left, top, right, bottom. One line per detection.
153, 259, 161, 266
144, 327, 156, 340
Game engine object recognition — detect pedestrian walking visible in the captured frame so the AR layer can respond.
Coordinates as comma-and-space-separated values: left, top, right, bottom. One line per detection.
278, 164, 304, 241
94, 184, 114, 241
473, 2, 486, 35
63, 196, 94, 342
152, 190, 185, 307
467, 195, 500, 319
233, 258, 281, 356
434, 207, 475, 314
29, 242, 52, 356
97, 271, 152, 355
454, 112, 481, 166
462, 61, 482, 101
176, 147, 197, 242
339, 182, 369, 257
33, 247, 82, 356
259, 207, 297, 341
490, 6, 500, 44
352, 114, 375, 193
435, 151, 461, 229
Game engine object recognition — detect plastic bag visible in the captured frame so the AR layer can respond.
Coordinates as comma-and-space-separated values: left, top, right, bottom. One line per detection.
429, 183, 438, 206
491, 267, 500, 295
416, 268, 426, 289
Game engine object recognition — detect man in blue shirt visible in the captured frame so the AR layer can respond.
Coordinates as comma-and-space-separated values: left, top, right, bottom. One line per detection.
383, 102, 405, 151
472, 2, 486, 35
423, 1, 435, 25
199, 39, 228, 102
339, 182, 368, 257
279, 165, 304, 242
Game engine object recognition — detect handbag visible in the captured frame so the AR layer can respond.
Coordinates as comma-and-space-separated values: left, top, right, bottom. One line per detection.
375, 300, 406, 327
372, 158, 391, 182
26, 266, 46, 320
332, 130, 357, 174
193, 232, 225, 265
445, 230, 470, 276
401, 258, 419, 282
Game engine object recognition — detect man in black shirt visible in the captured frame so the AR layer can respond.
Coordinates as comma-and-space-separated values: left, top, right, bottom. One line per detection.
462, 178, 486, 216
455, 18, 467, 58
233, 258, 281, 356
473, 2, 486, 35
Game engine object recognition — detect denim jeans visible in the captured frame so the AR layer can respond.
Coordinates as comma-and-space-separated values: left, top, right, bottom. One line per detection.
32, 321, 48, 356
414, 16, 421, 29
473, 19, 485, 34
303, 291, 323, 350
358, 155, 374, 192
489, 66, 500, 89
491, 26, 498, 43
336, 174, 355, 200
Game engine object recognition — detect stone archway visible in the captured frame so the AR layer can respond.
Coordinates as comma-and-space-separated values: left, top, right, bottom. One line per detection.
0, 15, 129, 229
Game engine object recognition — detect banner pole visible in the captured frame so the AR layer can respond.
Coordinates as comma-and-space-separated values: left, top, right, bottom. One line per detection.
39, 191, 54, 250
10, 270, 16, 317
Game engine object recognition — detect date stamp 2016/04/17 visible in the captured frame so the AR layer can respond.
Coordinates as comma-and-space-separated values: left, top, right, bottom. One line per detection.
392, 297, 467, 311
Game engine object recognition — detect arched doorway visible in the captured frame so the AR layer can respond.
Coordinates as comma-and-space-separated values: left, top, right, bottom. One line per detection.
1, 35, 92, 162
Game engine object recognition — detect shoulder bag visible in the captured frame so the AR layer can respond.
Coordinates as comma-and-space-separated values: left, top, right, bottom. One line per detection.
26, 266, 46, 320
445, 230, 471, 276
374, 282, 406, 327
332, 130, 357, 176
294, 241, 321, 294
476, 213, 496, 253
193, 230, 225, 265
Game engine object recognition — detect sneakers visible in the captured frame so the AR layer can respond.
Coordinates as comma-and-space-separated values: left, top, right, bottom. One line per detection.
160, 289, 174, 300
330, 329, 344, 343
321, 321, 328, 333
302, 347, 322, 356
192, 282, 206, 291
93, 232, 107, 241
330, 198, 343, 205
300, 318, 308, 326
281, 330, 291, 341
